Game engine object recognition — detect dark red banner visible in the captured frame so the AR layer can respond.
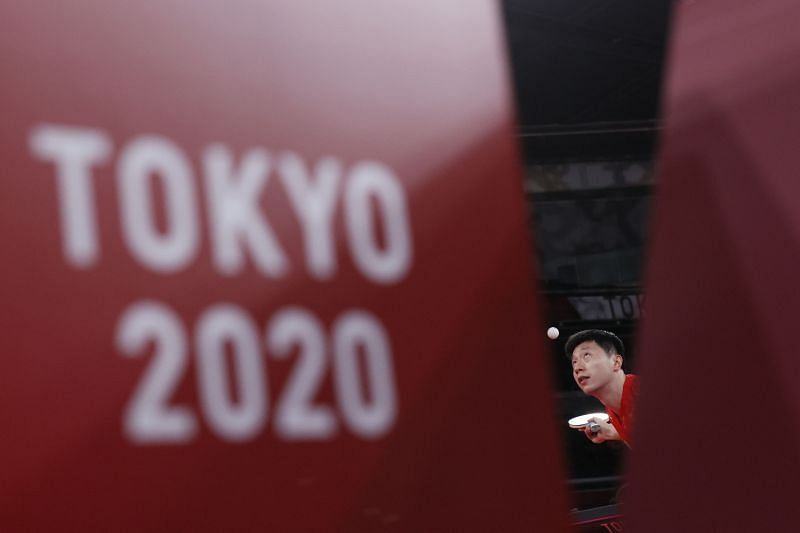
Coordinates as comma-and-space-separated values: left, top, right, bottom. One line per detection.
628, 0, 800, 530
0, 1, 568, 531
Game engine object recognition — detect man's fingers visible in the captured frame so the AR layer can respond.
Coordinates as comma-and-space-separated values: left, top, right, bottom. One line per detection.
582, 417, 609, 443
585, 429, 603, 443
583, 427, 602, 442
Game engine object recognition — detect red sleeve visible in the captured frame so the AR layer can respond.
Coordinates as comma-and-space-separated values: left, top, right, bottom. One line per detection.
607, 374, 639, 446
621, 374, 639, 445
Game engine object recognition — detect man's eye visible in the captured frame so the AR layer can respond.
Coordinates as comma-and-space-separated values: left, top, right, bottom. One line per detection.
583, 353, 591, 361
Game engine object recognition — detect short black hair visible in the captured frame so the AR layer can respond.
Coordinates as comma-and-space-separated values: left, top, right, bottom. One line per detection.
564, 329, 625, 359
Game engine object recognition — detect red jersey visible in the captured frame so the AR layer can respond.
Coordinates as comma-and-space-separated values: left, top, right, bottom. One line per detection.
606, 374, 639, 447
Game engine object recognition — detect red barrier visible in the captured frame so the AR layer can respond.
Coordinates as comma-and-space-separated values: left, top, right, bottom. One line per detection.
0, 1, 568, 531
628, 0, 800, 530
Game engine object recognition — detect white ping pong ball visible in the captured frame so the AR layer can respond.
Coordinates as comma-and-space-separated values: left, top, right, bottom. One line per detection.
547, 327, 560, 340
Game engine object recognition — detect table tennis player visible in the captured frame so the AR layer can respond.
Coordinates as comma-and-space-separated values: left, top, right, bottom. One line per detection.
566, 329, 639, 448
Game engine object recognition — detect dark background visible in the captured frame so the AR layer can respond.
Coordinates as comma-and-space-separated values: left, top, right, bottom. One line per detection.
501, 0, 674, 505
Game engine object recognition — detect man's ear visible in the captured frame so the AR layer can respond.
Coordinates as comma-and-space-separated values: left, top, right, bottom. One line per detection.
613, 354, 623, 370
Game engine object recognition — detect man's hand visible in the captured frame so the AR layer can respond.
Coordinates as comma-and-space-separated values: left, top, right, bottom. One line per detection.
583, 418, 620, 444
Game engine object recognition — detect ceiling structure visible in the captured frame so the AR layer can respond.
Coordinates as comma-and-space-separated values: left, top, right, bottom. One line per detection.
502, 0, 675, 163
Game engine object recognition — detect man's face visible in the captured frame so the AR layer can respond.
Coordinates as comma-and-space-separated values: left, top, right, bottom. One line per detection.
571, 340, 620, 395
